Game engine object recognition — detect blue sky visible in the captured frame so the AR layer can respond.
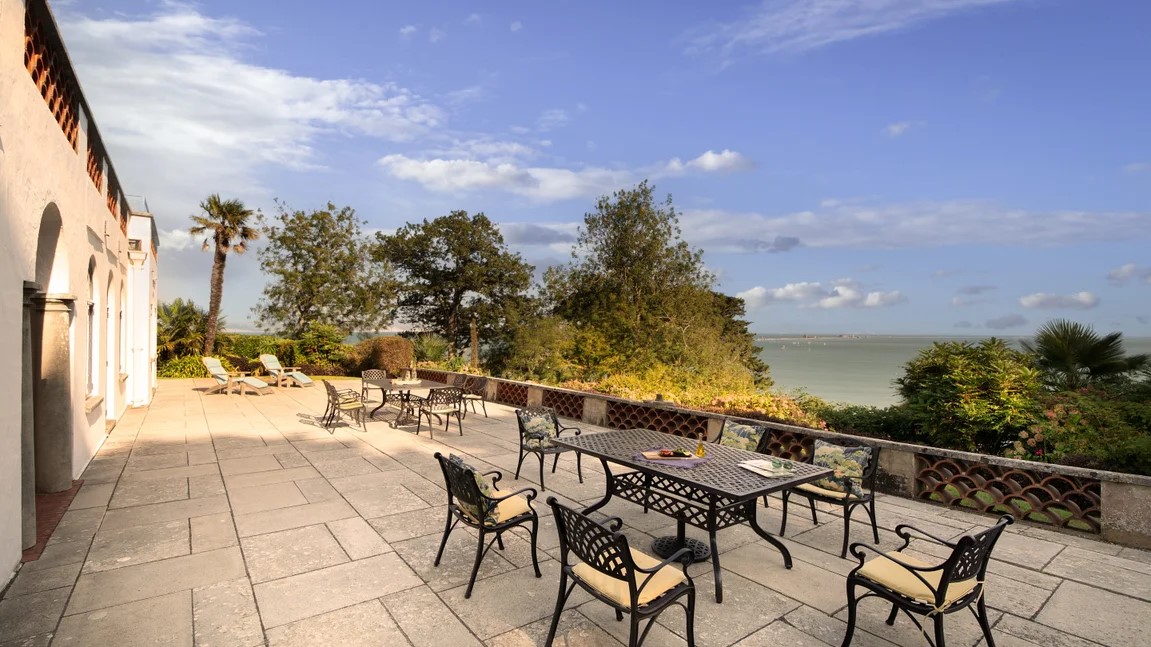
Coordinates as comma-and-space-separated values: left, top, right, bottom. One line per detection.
56, 0, 1151, 335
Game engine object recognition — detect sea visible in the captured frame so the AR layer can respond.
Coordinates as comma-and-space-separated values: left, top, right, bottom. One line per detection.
758, 335, 1151, 407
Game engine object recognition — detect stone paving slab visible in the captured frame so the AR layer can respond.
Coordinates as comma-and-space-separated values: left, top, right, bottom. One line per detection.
4, 378, 1149, 646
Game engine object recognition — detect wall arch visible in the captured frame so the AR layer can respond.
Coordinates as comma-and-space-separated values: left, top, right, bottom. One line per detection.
34, 203, 67, 293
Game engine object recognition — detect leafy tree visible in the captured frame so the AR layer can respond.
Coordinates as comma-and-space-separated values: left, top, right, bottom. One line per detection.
1022, 319, 1149, 391
157, 298, 215, 362
189, 194, 258, 354
545, 181, 766, 383
374, 210, 533, 358
254, 201, 397, 337
896, 338, 1042, 453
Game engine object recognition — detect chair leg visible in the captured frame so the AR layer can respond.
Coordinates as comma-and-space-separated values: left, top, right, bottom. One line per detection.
576, 452, 583, 483
628, 612, 641, 647
840, 582, 860, 647
529, 515, 542, 578
933, 613, 947, 647
551, 453, 560, 474
544, 578, 574, 647
868, 497, 880, 544
455, 412, 463, 436
433, 509, 454, 567
515, 447, 526, 481
840, 504, 852, 559
885, 602, 899, 626
975, 597, 996, 647
464, 528, 486, 599
615, 609, 623, 622
538, 453, 547, 492
808, 497, 819, 524
685, 587, 697, 647
480, 399, 487, 417
779, 491, 791, 536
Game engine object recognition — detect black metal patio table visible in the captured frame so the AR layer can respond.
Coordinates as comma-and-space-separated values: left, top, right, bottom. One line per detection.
364, 378, 449, 426
553, 428, 831, 603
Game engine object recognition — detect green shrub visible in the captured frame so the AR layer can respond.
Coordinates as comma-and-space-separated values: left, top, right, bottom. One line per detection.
158, 355, 235, 378
896, 339, 1042, 453
817, 404, 921, 443
344, 336, 414, 375
411, 334, 451, 363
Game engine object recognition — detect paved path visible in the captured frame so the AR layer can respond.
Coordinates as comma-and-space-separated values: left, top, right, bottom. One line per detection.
2, 378, 1148, 646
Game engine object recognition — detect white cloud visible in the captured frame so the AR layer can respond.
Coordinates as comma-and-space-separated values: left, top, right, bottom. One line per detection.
399, 24, 417, 37
1019, 292, 1099, 310
679, 199, 1151, 252
536, 109, 570, 131
1124, 162, 1151, 174
378, 155, 633, 201
738, 279, 904, 310
1107, 263, 1151, 285
689, 149, 753, 172
465, 13, 481, 25
429, 28, 446, 43
885, 121, 914, 137
59, 5, 444, 222
510, 21, 523, 32
688, 0, 1021, 58
158, 229, 195, 252
379, 149, 756, 202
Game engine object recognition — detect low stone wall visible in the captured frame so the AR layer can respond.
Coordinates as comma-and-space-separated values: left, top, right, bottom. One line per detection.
420, 369, 1151, 549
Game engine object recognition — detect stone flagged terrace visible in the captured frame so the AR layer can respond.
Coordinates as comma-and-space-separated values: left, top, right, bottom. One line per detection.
2, 378, 1150, 646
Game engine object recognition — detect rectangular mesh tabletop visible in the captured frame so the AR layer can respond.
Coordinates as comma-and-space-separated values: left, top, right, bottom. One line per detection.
554, 428, 829, 499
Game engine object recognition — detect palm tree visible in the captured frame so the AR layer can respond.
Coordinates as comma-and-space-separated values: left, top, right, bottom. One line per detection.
157, 299, 212, 361
1022, 319, 1149, 391
190, 194, 258, 354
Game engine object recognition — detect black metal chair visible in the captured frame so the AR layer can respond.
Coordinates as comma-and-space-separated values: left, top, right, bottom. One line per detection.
514, 406, 583, 492
461, 375, 488, 418
780, 438, 880, 558
321, 380, 366, 432
360, 368, 386, 402
545, 497, 696, 647
841, 515, 1014, 647
415, 387, 464, 439
715, 418, 772, 507
433, 452, 541, 599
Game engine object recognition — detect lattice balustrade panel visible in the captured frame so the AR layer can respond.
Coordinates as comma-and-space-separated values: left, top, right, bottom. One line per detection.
541, 389, 583, 421
495, 381, 528, 407
604, 402, 708, 438
86, 137, 104, 190
416, 369, 449, 384
25, 7, 79, 148
762, 428, 815, 461
915, 454, 1101, 534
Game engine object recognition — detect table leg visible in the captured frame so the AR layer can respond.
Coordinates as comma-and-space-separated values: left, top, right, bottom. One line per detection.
580, 458, 614, 515
370, 387, 388, 418
747, 500, 793, 569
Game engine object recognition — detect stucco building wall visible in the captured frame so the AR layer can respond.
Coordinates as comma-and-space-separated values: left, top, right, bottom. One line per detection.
0, 0, 158, 585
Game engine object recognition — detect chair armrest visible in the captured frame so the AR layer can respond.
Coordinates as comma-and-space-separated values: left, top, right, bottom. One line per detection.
634, 546, 694, 574
895, 524, 957, 549
284, 366, 301, 371
557, 424, 582, 437
488, 485, 538, 503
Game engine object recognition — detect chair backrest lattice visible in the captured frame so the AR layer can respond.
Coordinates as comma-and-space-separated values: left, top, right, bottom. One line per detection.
516, 406, 559, 439
361, 369, 387, 381
436, 453, 489, 521
550, 500, 630, 581
451, 374, 468, 387
542, 389, 584, 420
426, 387, 463, 408
943, 516, 1012, 588
464, 376, 489, 396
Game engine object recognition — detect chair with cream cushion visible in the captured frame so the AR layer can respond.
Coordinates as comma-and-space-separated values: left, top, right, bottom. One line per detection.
433, 452, 541, 599
780, 438, 880, 558
840, 515, 1013, 647
544, 497, 695, 647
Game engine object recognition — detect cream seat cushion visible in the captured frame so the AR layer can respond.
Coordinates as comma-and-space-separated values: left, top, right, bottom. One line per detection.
459, 485, 532, 526
573, 548, 687, 607
796, 482, 858, 500
857, 553, 978, 607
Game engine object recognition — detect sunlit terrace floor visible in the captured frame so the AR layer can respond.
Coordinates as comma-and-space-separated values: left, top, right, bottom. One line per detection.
2, 378, 1150, 647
